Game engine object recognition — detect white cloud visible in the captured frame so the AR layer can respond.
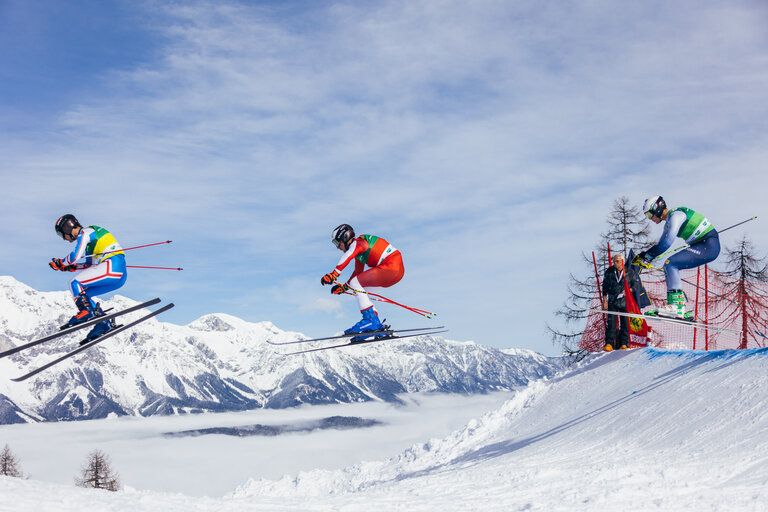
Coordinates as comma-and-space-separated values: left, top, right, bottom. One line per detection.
300, 297, 344, 316
1, 0, 767, 354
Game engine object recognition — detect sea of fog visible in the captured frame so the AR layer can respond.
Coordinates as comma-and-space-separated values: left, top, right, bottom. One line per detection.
0, 391, 517, 497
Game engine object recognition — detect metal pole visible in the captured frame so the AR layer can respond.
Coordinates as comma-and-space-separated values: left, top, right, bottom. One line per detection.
91, 240, 173, 258
654, 216, 757, 262
593, 252, 607, 331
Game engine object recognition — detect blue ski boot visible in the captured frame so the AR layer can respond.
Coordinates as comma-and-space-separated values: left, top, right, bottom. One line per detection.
82, 316, 117, 345
65, 293, 98, 328
345, 307, 387, 342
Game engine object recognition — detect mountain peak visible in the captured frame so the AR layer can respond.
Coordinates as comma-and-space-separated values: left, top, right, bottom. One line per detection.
0, 277, 565, 423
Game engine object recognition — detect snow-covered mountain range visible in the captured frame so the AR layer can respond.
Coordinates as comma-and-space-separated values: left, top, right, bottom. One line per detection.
0, 276, 563, 424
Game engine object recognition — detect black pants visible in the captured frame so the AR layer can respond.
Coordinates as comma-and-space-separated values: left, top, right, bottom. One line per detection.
605, 305, 629, 348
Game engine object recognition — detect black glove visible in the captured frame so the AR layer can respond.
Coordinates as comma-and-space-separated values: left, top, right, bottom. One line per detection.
331, 283, 349, 295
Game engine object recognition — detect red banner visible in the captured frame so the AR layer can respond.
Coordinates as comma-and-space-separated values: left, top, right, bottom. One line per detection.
623, 262, 650, 340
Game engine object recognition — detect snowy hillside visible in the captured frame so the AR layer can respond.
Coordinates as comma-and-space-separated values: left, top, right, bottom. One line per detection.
0, 276, 561, 423
1, 348, 767, 511
231, 348, 768, 509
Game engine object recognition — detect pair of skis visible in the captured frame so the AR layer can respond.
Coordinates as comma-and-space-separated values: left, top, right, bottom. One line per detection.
1, 298, 173, 382
589, 308, 740, 335
267, 326, 448, 355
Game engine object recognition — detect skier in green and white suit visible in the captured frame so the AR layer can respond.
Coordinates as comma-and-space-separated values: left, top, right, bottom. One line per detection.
634, 196, 720, 318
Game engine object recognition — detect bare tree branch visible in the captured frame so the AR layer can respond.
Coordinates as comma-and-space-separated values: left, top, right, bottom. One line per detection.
75, 449, 121, 492
0, 444, 24, 478
549, 196, 652, 352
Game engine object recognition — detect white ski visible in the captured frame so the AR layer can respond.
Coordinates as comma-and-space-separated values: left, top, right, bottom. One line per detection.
588, 308, 740, 335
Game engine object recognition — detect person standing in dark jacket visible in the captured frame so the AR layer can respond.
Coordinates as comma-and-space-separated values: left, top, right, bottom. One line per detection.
602, 253, 629, 351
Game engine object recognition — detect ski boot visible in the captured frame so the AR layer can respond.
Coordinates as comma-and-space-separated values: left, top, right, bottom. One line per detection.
81, 316, 117, 346
345, 307, 388, 342
655, 290, 692, 320
65, 292, 99, 328
604, 344, 614, 352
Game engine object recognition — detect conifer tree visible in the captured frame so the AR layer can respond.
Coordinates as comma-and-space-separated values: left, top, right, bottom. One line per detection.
0, 444, 24, 478
75, 450, 121, 492
600, 196, 653, 259
549, 196, 652, 353
712, 236, 768, 348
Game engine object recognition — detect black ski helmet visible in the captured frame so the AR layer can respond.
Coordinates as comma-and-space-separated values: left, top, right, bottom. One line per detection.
642, 196, 667, 219
331, 224, 355, 249
55, 214, 81, 239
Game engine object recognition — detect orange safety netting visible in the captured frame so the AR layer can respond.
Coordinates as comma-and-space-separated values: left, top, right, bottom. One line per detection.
580, 266, 768, 352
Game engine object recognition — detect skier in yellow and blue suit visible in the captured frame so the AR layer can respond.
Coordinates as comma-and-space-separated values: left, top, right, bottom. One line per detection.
50, 214, 127, 342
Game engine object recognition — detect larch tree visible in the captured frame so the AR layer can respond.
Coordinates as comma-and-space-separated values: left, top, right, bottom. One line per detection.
0, 444, 24, 478
711, 236, 768, 349
549, 196, 653, 354
74, 449, 121, 492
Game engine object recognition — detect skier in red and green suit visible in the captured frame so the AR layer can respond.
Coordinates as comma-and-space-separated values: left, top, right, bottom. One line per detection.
50, 214, 127, 342
320, 224, 404, 335
634, 196, 720, 319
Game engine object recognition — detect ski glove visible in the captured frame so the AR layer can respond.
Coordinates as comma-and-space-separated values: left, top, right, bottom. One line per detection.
331, 283, 349, 295
321, 270, 340, 285
632, 251, 653, 269
49, 258, 77, 272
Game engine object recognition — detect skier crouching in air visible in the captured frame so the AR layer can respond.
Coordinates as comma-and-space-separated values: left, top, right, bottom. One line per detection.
633, 196, 720, 319
50, 214, 127, 342
321, 224, 404, 336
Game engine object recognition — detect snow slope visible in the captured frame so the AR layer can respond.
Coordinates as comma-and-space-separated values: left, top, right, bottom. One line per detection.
2, 348, 767, 511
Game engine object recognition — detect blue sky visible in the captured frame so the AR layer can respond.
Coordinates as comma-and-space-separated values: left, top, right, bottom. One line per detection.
2, 0, 767, 356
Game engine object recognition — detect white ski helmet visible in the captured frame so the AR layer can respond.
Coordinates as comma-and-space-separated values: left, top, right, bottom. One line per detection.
643, 196, 667, 219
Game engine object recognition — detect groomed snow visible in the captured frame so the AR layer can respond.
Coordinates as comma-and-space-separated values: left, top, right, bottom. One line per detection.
2, 348, 768, 511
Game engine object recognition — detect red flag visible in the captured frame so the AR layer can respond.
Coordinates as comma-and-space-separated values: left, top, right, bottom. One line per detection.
623, 263, 651, 341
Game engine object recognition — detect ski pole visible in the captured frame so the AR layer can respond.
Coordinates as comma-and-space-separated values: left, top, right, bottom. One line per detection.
357, 291, 433, 315
334, 281, 437, 318
73, 263, 183, 271
90, 240, 174, 258
349, 290, 436, 318
126, 265, 183, 271
654, 216, 757, 262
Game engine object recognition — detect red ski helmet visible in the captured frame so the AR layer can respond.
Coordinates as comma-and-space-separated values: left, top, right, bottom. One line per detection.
55, 214, 81, 239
